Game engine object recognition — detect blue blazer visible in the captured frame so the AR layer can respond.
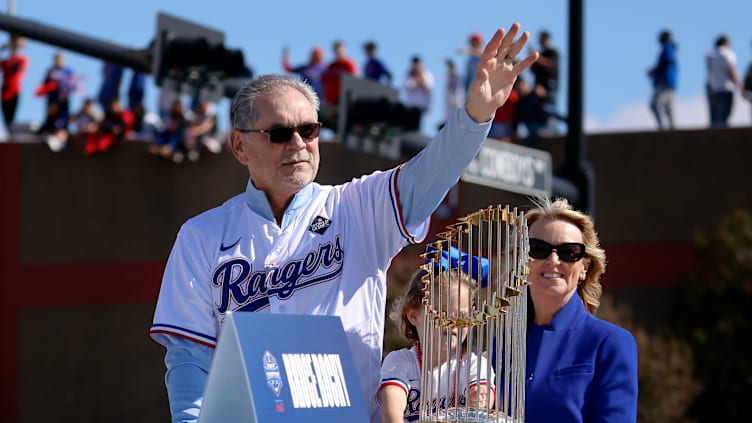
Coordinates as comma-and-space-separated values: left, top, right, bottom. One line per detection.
524, 292, 638, 422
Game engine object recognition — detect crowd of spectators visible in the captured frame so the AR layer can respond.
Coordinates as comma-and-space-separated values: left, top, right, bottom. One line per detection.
0, 44, 225, 162
2, 28, 752, 158
280, 28, 752, 145
281, 30, 566, 147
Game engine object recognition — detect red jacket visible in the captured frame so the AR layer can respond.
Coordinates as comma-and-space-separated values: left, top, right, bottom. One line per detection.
321, 58, 357, 105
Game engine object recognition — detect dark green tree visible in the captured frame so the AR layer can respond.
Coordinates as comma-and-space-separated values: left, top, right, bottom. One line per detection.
670, 209, 752, 421
598, 295, 701, 423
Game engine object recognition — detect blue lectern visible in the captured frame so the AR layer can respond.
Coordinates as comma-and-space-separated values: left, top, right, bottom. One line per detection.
198, 312, 369, 423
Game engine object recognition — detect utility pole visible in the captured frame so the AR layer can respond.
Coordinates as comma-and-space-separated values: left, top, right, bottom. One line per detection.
559, 0, 595, 216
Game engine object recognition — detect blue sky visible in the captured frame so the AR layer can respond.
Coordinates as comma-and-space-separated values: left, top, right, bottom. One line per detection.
1, 0, 751, 138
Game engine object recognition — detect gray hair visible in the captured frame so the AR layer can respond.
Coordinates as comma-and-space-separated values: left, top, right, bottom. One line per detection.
229, 74, 320, 130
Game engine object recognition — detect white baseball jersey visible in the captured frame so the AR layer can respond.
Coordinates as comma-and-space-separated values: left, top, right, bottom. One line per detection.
151, 167, 426, 420
150, 107, 492, 423
378, 346, 494, 422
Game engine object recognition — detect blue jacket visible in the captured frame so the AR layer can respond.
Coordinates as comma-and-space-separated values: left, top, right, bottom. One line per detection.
364, 57, 392, 84
524, 292, 639, 423
650, 41, 678, 90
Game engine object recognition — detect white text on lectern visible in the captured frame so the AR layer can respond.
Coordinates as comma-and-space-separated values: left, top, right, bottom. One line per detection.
281, 353, 351, 408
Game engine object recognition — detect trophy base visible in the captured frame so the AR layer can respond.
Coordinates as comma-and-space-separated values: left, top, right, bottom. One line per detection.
419, 407, 520, 423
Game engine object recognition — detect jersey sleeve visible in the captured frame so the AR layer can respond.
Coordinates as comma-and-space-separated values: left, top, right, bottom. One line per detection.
379, 349, 412, 397
150, 221, 219, 348
467, 352, 495, 390
163, 335, 213, 423
396, 106, 491, 230
336, 167, 428, 268
338, 105, 492, 251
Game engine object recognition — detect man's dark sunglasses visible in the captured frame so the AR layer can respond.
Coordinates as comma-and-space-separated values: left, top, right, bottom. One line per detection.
528, 238, 586, 263
236, 122, 322, 144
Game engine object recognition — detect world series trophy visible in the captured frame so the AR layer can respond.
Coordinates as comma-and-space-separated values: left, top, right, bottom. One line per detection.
418, 205, 529, 423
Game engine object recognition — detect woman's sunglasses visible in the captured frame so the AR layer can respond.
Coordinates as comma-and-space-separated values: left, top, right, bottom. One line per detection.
236, 122, 322, 144
528, 238, 586, 263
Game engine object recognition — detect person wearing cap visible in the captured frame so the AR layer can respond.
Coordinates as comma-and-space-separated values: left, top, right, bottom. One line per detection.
462, 32, 484, 94
281, 45, 326, 99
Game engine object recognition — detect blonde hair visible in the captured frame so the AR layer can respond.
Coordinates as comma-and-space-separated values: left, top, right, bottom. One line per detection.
390, 268, 478, 344
525, 196, 605, 314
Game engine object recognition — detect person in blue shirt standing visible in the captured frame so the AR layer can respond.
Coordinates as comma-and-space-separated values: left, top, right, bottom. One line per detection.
647, 30, 678, 130
363, 41, 392, 85
509, 196, 638, 422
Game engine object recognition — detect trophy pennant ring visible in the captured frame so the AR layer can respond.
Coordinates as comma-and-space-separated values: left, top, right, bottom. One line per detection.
418, 205, 529, 423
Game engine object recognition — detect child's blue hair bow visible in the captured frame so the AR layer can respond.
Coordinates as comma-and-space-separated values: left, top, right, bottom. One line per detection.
423, 244, 489, 287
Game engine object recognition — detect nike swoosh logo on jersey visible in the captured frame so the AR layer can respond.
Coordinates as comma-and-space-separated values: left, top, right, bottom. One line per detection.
219, 237, 241, 251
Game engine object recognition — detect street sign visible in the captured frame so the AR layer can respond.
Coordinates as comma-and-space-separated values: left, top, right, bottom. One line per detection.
462, 137, 552, 197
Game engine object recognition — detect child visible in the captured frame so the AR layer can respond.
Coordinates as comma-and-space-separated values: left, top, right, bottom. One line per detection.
377, 246, 495, 423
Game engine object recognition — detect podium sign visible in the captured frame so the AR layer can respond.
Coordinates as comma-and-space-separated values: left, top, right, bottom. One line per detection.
198, 312, 369, 423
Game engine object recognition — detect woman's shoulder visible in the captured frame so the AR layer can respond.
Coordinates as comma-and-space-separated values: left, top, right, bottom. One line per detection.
582, 312, 637, 350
